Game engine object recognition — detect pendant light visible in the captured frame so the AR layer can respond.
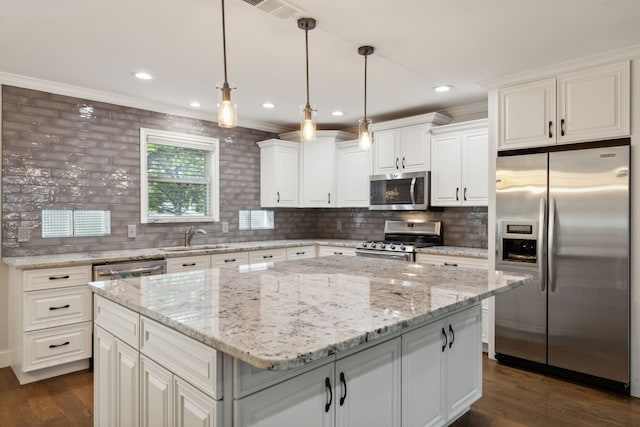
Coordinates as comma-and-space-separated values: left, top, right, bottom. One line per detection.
298, 17, 317, 142
358, 46, 374, 150
217, 0, 237, 128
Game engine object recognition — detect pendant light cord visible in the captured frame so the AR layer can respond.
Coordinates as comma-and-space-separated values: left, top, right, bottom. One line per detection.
221, 0, 229, 83
305, 27, 310, 106
363, 52, 368, 120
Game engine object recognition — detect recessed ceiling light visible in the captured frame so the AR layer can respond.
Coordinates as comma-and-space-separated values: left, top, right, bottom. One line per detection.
190, 101, 201, 108
134, 71, 153, 80
433, 85, 453, 93
332, 110, 344, 116
262, 102, 276, 109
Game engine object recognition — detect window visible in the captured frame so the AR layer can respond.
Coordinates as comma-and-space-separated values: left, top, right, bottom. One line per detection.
42, 210, 111, 238
239, 210, 275, 230
140, 128, 219, 223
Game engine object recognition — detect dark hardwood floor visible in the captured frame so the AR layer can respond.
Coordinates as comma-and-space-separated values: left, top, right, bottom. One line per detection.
0, 355, 639, 426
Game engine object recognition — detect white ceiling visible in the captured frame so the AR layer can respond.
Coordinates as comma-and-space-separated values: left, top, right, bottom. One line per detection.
2, 0, 640, 133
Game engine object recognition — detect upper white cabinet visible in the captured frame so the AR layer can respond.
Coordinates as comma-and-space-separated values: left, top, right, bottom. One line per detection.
257, 139, 299, 207
335, 140, 372, 208
498, 61, 630, 150
431, 119, 488, 207
372, 113, 452, 175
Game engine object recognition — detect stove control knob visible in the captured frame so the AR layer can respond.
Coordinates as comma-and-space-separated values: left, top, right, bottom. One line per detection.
362, 242, 368, 248
379, 243, 386, 249
389, 244, 396, 250
400, 244, 406, 251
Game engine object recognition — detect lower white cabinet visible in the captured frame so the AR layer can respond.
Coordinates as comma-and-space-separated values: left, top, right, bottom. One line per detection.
414, 253, 488, 270
235, 337, 401, 427
95, 325, 140, 427
175, 377, 220, 427
317, 246, 356, 257
141, 356, 173, 427
285, 246, 316, 260
167, 255, 211, 273
402, 305, 482, 427
211, 251, 250, 269
248, 248, 287, 264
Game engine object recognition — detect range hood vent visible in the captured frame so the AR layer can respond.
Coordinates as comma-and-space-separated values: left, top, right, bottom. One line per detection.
241, 0, 303, 20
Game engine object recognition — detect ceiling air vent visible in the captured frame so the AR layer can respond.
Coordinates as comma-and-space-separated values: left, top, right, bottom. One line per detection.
241, 0, 303, 20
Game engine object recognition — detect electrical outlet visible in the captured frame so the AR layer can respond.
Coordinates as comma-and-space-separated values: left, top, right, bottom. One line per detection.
336, 220, 342, 231
222, 222, 229, 233
127, 225, 136, 238
17, 227, 30, 243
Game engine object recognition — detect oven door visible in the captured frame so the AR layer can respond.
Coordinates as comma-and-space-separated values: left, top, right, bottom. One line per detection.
369, 171, 429, 210
355, 249, 414, 262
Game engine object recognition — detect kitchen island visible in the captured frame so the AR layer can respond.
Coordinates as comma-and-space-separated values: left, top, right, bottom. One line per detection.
89, 255, 531, 427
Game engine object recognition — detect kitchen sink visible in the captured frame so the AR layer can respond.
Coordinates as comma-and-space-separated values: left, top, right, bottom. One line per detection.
160, 244, 228, 252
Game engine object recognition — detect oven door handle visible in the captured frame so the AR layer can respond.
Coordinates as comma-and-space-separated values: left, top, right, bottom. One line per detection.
95, 265, 164, 278
409, 178, 417, 205
355, 250, 412, 261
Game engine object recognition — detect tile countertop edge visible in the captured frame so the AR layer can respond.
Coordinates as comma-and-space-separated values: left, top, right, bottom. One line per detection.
3, 241, 487, 269
89, 270, 531, 371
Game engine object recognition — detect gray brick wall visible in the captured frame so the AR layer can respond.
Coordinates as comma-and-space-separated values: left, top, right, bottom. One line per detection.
1, 85, 487, 257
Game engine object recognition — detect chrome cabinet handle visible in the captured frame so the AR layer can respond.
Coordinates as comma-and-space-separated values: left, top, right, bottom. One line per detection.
325, 377, 332, 412
276, 192, 280, 203
548, 121, 553, 138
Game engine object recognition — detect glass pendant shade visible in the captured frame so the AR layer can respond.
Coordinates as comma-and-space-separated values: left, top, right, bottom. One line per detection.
358, 118, 373, 150
301, 103, 317, 142
217, 82, 237, 128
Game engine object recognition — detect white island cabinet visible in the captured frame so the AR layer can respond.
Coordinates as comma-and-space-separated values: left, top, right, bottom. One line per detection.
89, 256, 531, 427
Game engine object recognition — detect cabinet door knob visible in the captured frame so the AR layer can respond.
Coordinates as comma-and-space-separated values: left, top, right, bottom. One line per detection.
339, 372, 347, 406
548, 121, 553, 138
325, 377, 332, 412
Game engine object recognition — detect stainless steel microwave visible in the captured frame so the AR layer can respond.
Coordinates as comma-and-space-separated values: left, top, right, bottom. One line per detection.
369, 171, 430, 210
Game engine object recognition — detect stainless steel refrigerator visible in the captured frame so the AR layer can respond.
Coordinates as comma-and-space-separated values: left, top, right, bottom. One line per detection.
495, 143, 630, 390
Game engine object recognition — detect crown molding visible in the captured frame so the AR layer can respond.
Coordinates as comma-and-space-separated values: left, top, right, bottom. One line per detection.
430, 118, 488, 135
437, 101, 488, 121
371, 112, 452, 132
480, 44, 640, 90
279, 129, 356, 142
0, 71, 290, 134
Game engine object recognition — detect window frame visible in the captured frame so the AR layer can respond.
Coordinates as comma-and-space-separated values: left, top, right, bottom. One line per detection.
140, 128, 220, 224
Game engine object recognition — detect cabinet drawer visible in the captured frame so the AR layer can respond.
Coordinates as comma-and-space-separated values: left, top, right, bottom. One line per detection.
415, 254, 487, 269
286, 246, 316, 260
141, 317, 222, 399
211, 251, 249, 268
248, 248, 287, 264
23, 265, 91, 291
317, 245, 356, 257
23, 321, 92, 372
166, 255, 211, 273
24, 286, 92, 331
94, 295, 140, 349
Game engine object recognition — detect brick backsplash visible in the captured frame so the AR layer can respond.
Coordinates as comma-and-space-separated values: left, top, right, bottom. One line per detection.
1, 85, 487, 257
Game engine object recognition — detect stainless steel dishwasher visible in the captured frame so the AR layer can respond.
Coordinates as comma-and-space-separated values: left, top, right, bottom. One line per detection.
92, 259, 166, 280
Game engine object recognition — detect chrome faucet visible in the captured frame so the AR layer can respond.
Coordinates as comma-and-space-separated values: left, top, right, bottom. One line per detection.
184, 226, 207, 247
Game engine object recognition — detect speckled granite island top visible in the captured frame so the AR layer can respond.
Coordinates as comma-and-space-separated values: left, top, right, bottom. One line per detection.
89, 256, 530, 371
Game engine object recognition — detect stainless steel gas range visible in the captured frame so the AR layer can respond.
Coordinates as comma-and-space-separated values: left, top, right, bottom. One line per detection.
355, 220, 442, 262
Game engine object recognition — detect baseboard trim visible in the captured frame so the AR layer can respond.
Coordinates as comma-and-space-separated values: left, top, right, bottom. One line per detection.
0, 349, 10, 368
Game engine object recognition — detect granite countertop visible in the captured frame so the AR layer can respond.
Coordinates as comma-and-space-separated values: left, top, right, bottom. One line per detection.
2, 239, 487, 269
89, 256, 531, 371
2, 239, 361, 269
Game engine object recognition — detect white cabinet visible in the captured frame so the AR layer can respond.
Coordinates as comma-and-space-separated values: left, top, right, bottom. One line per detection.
317, 246, 356, 257
373, 124, 430, 175
414, 253, 488, 270
430, 120, 488, 207
300, 140, 336, 207
335, 338, 401, 427
257, 139, 299, 207
335, 140, 372, 208
286, 246, 316, 260
211, 251, 250, 269
402, 305, 482, 427
166, 255, 211, 273
248, 248, 287, 264
174, 377, 219, 427
498, 61, 630, 150
94, 325, 140, 427
235, 337, 401, 427
9, 264, 93, 384
141, 356, 173, 427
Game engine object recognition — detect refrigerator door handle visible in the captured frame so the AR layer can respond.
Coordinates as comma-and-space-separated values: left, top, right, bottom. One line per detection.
548, 197, 556, 293
538, 197, 547, 292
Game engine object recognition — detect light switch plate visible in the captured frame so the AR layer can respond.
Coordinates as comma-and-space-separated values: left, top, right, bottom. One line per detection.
222, 222, 229, 233
127, 225, 136, 238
